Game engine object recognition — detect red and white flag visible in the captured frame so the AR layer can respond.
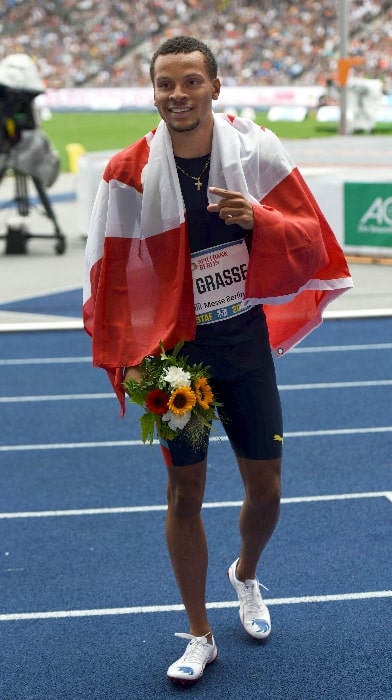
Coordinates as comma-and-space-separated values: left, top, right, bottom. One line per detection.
83, 114, 352, 411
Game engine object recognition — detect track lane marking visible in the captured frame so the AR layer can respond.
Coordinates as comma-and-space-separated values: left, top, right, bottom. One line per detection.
0, 491, 390, 519
0, 341, 392, 365
1, 425, 392, 451
2, 378, 392, 403
1, 590, 391, 622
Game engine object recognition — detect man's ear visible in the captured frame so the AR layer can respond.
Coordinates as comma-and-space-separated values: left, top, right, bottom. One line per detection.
212, 78, 221, 101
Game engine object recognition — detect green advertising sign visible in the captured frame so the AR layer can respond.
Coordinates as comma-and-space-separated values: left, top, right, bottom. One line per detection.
344, 182, 392, 249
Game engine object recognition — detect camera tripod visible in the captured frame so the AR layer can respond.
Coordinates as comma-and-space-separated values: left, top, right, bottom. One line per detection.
0, 73, 67, 255
0, 165, 66, 255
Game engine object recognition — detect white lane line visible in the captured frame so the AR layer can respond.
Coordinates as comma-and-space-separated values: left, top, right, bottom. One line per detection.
279, 380, 392, 390
1, 425, 392, 452
0, 341, 391, 365
322, 309, 392, 320
0, 393, 114, 403
0, 504, 167, 519
0, 440, 146, 451
0, 321, 83, 333
0, 357, 91, 366
0, 491, 390, 520
1, 379, 392, 403
1, 590, 391, 622
291, 342, 392, 353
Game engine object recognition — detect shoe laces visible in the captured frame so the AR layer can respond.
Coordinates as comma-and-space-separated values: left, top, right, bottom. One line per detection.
240, 580, 269, 613
174, 633, 212, 664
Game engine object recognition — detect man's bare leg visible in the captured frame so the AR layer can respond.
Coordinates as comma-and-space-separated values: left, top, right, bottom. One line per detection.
165, 459, 212, 638
235, 457, 281, 581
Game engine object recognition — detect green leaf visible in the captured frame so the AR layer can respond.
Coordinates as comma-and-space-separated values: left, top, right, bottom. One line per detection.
171, 339, 184, 358
159, 341, 167, 360
140, 413, 156, 444
124, 380, 146, 407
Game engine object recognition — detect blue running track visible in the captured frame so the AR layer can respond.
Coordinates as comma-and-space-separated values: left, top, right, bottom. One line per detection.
0, 304, 391, 699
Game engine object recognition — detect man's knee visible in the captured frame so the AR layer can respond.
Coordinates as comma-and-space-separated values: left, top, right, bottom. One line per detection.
166, 461, 206, 518
249, 483, 280, 514
239, 457, 281, 511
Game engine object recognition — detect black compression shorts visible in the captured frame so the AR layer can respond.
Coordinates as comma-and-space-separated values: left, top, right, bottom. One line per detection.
159, 314, 283, 467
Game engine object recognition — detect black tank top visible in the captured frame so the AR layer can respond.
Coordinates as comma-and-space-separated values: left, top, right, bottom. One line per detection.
175, 154, 265, 345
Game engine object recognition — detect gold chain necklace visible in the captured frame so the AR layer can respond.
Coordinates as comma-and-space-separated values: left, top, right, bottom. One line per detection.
175, 156, 211, 191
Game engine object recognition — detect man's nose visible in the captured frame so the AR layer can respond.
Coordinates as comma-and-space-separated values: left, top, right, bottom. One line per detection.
170, 84, 187, 101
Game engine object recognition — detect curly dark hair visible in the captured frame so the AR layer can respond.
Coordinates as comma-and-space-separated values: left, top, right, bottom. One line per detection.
149, 35, 218, 83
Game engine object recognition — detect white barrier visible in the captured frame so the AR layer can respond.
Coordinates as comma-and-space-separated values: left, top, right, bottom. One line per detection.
316, 104, 392, 125
76, 151, 116, 235
267, 106, 308, 122
305, 170, 392, 257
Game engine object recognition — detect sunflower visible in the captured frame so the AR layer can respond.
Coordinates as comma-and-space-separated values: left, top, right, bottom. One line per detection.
145, 389, 169, 415
168, 386, 196, 416
194, 377, 214, 410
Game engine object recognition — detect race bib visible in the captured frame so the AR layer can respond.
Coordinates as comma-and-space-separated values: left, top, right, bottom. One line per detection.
191, 239, 249, 325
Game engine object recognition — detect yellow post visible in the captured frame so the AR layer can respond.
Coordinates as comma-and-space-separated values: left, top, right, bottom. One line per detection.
66, 143, 86, 173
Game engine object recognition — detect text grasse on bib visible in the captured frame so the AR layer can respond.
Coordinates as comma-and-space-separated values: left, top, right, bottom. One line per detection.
191, 239, 250, 325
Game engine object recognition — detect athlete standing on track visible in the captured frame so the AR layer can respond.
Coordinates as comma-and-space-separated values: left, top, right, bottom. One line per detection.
83, 36, 352, 686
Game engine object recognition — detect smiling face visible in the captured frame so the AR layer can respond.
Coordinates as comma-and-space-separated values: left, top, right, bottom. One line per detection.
152, 51, 220, 154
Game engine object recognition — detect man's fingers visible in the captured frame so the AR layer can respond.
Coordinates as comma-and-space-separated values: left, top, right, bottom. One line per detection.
207, 188, 254, 230
209, 186, 238, 198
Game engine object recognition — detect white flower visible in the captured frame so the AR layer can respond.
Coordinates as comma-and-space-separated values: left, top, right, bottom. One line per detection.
163, 365, 191, 388
162, 410, 191, 431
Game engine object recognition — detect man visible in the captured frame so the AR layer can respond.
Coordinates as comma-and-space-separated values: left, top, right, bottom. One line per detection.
83, 36, 352, 685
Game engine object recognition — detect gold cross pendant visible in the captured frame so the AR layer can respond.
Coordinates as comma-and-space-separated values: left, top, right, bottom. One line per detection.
195, 179, 202, 191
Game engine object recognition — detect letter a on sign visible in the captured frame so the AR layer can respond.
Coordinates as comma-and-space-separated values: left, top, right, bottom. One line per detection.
344, 183, 392, 250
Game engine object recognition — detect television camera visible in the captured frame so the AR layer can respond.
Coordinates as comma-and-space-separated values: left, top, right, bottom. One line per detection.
0, 54, 66, 254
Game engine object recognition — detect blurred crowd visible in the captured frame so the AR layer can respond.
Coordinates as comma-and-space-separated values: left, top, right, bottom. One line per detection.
1, 0, 392, 91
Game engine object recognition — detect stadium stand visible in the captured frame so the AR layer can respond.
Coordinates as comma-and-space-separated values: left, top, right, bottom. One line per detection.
0, 0, 391, 92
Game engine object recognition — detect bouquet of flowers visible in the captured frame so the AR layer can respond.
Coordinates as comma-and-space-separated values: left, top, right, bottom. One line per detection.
124, 341, 220, 445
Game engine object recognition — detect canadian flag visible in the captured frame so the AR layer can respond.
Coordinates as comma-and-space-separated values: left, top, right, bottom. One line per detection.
83, 114, 352, 412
